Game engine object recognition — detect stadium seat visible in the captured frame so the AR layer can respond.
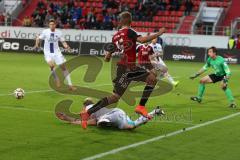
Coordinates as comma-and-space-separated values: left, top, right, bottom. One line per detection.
153, 16, 158, 22
14, 0, 233, 33
177, 11, 183, 17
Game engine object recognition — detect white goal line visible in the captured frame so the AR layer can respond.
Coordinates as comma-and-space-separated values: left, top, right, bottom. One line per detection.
81, 111, 240, 160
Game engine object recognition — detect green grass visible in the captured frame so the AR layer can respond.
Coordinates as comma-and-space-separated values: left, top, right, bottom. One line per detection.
0, 52, 239, 160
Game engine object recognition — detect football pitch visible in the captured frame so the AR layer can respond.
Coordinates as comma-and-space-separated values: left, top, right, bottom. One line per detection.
0, 52, 239, 160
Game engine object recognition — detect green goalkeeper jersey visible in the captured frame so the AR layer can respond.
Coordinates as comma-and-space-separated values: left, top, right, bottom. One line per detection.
203, 56, 231, 76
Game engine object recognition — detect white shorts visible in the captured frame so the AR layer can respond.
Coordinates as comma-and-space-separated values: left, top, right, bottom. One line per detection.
44, 53, 66, 65
158, 57, 167, 67
151, 57, 168, 78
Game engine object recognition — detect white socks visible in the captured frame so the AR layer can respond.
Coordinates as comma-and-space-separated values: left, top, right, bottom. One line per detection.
134, 110, 158, 127
165, 72, 175, 85
51, 68, 59, 80
63, 70, 73, 86
134, 116, 148, 127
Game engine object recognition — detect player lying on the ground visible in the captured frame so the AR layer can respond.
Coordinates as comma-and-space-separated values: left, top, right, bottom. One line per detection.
34, 19, 75, 91
190, 46, 236, 108
80, 11, 166, 129
56, 98, 165, 130
137, 34, 179, 87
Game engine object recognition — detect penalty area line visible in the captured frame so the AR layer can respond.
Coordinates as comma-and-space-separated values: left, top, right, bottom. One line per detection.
0, 106, 53, 113
0, 89, 54, 96
0, 84, 113, 97
81, 111, 240, 160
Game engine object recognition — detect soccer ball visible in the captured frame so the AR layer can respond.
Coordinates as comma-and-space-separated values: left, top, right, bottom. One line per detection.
14, 88, 25, 99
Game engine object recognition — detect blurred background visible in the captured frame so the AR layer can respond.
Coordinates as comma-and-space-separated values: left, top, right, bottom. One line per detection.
0, 0, 240, 55
0, 0, 240, 36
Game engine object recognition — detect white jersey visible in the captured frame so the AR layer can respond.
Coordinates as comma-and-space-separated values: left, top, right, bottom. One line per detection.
39, 29, 64, 55
149, 43, 166, 71
150, 43, 163, 55
86, 104, 113, 120
86, 105, 132, 129
97, 108, 132, 129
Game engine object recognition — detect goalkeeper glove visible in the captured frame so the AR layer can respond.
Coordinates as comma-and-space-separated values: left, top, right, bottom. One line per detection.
223, 76, 229, 84
190, 73, 200, 80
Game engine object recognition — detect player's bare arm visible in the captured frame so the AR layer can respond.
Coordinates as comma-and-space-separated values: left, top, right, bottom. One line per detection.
137, 28, 166, 43
104, 51, 112, 62
61, 41, 71, 52
148, 55, 157, 67
34, 35, 40, 49
71, 119, 97, 126
151, 51, 163, 58
190, 68, 206, 80
56, 112, 97, 126
149, 52, 162, 59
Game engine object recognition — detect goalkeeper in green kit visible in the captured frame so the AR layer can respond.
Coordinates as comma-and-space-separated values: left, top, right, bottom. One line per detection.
190, 46, 236, 108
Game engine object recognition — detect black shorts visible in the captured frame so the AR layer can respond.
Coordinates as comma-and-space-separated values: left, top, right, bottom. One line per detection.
209, 74, 225, 83
141, 63, 154, 71
113, 64, 149, 96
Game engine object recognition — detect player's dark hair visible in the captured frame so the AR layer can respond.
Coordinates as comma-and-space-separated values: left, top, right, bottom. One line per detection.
49, 19, 56, 24
119, 11, 132, 26
208, 46, 217, 54
83, 98, 94, 106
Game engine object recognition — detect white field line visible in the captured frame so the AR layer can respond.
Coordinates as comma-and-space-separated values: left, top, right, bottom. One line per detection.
0, 84, 112, 97
0, 106, 53, 113
151, 120, 195, 125
81, 111, 240, 160
0, 89, 54, 96
0, 76, 181, 97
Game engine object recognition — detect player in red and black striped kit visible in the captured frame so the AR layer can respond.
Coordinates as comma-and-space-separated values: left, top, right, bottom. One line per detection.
137, 41, 155, 71
80, 11, 166, 129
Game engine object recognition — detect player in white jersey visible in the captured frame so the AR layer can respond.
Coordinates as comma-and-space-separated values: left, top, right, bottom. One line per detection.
34, 19, 75, 90
56, 98, 165, 130
150, 38, 179, 87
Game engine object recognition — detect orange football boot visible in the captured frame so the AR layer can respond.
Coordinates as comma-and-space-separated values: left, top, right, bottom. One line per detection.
80, 111, 90, 129
135, 105, 152, 119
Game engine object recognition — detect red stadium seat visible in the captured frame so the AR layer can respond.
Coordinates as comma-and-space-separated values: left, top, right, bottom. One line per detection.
162, 17, 168, 22
96, 3, 103, 8
148, 28, 154, 32
166, 29, 173, 33
92, 2, 97, 7
157, 11, 164, 16
167, 17, 172, 23
193, 1, 201, 6
177, 11, 183, 17
171, 11, 177, 17
145, 22, 151, 27
86, 2, 91, 7
164, 11, 170, 16
180, 5, 186, 11
223, 2, 228, 8
151, 22, 158, 28
95, 8, 102, 13
132, 0, 138, 3
173, 17, 179, 23
129, 3, 135, 9
193, 6, 199, 12
153, 16, 159, 22
79, 2, 84, 7
18, 0, 233, 34
156, 22, 163, 27
135, 22, 142, 27
131, 21, 137, 27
